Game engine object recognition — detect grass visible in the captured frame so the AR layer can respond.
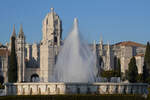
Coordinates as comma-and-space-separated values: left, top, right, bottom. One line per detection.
0, 94, 149, 100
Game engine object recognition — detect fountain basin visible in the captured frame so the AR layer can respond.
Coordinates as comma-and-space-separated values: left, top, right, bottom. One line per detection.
5, 82, 148, 95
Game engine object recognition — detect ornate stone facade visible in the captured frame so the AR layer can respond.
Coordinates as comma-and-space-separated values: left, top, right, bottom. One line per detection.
16, 25, 26, 82
0, 45, 9, 83
40, 8, 62, 82
95, 41, 145, 73
0, 8, 146, 83
5, 83, 148, 95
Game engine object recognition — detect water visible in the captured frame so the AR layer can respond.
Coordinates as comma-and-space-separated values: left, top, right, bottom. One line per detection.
53, 18, 97, 83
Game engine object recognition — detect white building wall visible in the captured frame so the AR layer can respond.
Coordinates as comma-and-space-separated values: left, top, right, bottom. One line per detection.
135, 56, 144, 74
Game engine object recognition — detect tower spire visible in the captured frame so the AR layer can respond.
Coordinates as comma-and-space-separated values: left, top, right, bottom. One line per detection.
99, 36, 103, 56
100, 36, 103, 44
17, 24, 26, 82
20, 24, 23, 33
107, 41, 110, 51
19, 24, 24, 37
107, 41, 110, 58
12, 24, 16, 37
51, 8, 54, 12
105, 41, 111, 70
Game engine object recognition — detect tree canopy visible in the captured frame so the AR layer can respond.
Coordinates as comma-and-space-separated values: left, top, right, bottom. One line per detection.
143, 42, 150, 83
8, 36, 18, 82
127, 57, 138, 83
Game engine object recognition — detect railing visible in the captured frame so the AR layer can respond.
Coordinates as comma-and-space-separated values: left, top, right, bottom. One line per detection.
0, 89, 6, 96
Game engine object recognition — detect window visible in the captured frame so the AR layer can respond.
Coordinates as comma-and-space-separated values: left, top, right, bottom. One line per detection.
46, 19, 48, 24
30, 74, 40, 82
54, 36, 57, 45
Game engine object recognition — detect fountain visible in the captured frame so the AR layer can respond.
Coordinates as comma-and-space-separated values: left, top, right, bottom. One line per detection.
53, 18, 97, 83
5, 18, 148, 95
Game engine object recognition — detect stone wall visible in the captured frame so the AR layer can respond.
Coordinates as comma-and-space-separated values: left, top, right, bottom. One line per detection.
5, 82, 148, 95
25, 68, 40, 82
135, 56, 144, 74
0, 47, 9, 83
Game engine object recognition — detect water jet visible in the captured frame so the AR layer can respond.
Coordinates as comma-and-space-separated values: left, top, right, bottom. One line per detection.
5, 18, 148, 95
53, 18, 97, 83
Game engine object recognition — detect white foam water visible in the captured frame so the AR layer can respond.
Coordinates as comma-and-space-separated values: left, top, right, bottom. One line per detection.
53, 18, 97, 83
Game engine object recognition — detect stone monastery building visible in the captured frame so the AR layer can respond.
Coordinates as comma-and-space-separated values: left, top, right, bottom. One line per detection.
0, 8, 146, 83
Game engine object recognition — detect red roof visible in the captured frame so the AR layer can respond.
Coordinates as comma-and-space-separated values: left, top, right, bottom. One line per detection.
115, 41, 145, 47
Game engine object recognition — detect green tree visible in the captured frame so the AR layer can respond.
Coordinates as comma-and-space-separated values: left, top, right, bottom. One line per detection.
142, 62, 149, 83
8, 36, 18, 82
113, 57, 121, 77
127, 57, 138, 83
144, 42, 150, 69
143, 42, 150, 83
97, 56, 103, 77
114, 56, 117, 70
123, 70, 129, 81
117, 58, 121, 77
137, 74, 143, 83
101, 70, 117, 81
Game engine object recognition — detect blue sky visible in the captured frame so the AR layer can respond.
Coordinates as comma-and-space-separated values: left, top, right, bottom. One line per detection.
0, 0, 150, 44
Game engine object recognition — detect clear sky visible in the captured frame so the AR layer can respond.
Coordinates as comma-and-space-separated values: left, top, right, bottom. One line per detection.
0, 0, 150, 44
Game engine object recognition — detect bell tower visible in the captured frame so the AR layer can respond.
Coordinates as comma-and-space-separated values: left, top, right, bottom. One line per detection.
41, 8, 62, 46
16, 24, 26, 82
40, 8, 62, 82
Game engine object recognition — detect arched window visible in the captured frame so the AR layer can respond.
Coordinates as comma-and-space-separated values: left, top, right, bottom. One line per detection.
54, 36, 57, 44
99, 56, 103, 67
30, 74, 39, 82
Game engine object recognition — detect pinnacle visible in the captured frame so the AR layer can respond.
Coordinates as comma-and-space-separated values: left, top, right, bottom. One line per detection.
19, 24, 24, 36
51, 8, 54, 12
12, 24, 16, 37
